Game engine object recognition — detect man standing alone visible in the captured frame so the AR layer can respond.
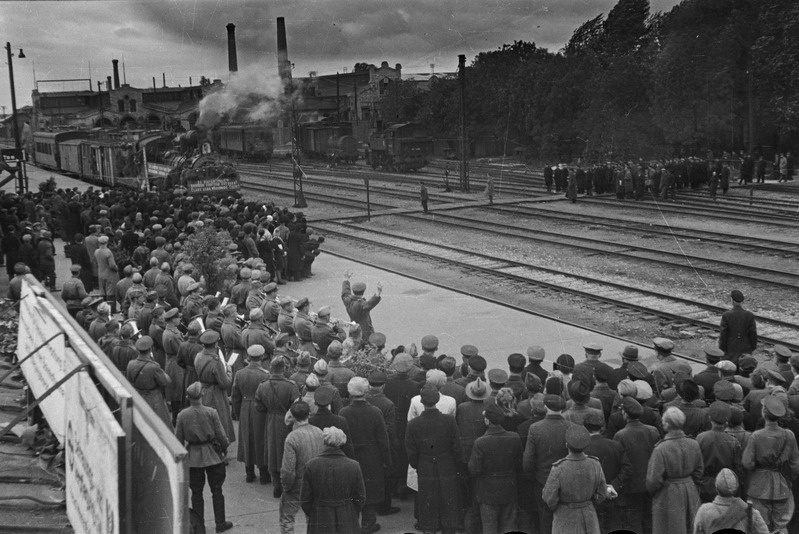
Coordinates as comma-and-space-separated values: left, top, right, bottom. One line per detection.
341, 270, 382, 341
719, 289, 757, 366
420, 181, 429, 213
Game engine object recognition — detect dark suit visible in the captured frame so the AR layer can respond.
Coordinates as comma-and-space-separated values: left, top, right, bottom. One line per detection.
719, 304, 757, 364
613, 420, 660, 534
584, 433, 632, 533
693, 366, 721, 402
590, 383, 616, 421
523, 414, 572, 534
384, 372, 421, 491
441, 378, 466, 405
309, 407, 355, 459
301, 447, 366, 534
608, 362, 630, 390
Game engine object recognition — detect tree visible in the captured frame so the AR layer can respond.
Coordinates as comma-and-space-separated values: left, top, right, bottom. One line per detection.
181, 227, 236, 293
379, 80, 424, 124
353, 63, 371, 73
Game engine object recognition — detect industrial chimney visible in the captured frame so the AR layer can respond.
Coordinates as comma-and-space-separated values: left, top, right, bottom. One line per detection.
226, 23, 238, 74
112, 59, 121, 89
277, 17, 291, 82
106, 76, 112, 92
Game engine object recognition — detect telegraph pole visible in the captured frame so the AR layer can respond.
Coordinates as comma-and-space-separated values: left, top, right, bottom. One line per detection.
458, 54, 468, 192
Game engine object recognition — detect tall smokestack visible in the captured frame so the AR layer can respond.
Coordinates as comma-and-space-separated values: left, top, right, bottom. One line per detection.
106, 76, 112, 92
163, 73, 166, 88
277, 17, 291, 82
226, 23, 238, 74
112, 59, 120, 89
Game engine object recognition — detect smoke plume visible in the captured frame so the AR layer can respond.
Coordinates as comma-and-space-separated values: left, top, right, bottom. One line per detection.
197, 65, 291, 129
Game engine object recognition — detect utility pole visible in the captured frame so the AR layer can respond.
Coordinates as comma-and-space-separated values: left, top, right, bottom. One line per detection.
458, 54, 468, 191
747, 69, 755, 154
289, 67, 306, 208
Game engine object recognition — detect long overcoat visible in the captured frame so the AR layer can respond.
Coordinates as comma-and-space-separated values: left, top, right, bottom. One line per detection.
300, 447, 366, 534
340, 398, 391, 505
254, 373, 300, 475
542, 453, 606, 534
194, 349, 235, 441
645, 431, 704, 534
232, 362, 269, 466
468, 425, 523, 505
162, 325, 184, 402
719, 305, 758, 364
126, 356, 172, 430
405, 408, 462, 531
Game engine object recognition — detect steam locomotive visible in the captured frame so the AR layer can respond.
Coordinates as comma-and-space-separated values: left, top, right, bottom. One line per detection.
297, 121, 359, 164
368, 123, 433, 172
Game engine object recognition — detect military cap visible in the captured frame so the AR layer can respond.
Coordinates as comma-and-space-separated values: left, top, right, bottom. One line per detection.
420, 383, 440, 405
247, 345, 265, 359
305, 374, 320, 389
594, 362, 613, 382
714, 379, 736, 401
70, 264, 82, 273
135, 336, 154, 351
583, 410, 605, 429
487, 368, 509, 385
465, 377, 491, 400
421, 335, 439, 351
508, 353, 526, 370
618, 379, 637, 397
348, 377, 370, 397
627, 361, 649, 380
738, 356, 757, 372
81, 296, 94, 307
483, 403, 505, 425
317, 306, 331, 317
250, 270, 263, 282
279, 296, 293, 307
182, 263, 194, 272
264, 282, 278, 293
763, 395, 786, 418
544, 394, 566, 411
351, 282, 366, 294
186, 382, 203, 399
313, 359, 328, 376
199, 330, 220, 345
653, 337, 675, 352
295, 297, 309, 309
731, 289, 745, 303
715, 468, 739, 497
296, 352, 312, 368
164, 308, 180, 320
259, 272, 270, 283
766, 369, 786, 384
150, 306, 164, 317
419, 353, 437, 370
621, 345, 639, 360
527, 346, 545, 361
368, 332, 386, 347
368, 371, 388, 386
187, 322, 202, 335
239, 267, 252, 279
327, 341, 343, 358
704, 347, 724, 363
461, 345, 479, 358
775, 345, 793, 360
565, 424, 591, 451
145, 290, 158, 302
634, 380, 653, 400
391, 353, 414, 373
621, 396, 644, 417
584, 342, 603, 354
249, 308, 264, 321
469, 355, 487, 372
568, 380, 591, 404
715, 360, 737, 373
132, 273, 143, 283
708, 400, 732, 424
187, 282, 201, 292
556, 353, 575, 372
314, 387, 333, 406
88, 296, 105, 307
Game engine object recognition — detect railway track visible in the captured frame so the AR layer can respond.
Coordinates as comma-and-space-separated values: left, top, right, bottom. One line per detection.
311, 221, 799, 352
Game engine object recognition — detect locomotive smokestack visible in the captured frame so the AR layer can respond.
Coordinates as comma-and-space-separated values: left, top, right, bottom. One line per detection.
226, 23, 238, 74
277, 17, 291, 82
112, 59, 120, 89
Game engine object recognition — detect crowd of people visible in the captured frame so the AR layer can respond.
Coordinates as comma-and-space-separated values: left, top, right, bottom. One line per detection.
2, 183, 797, 534
543, 151, 796, 202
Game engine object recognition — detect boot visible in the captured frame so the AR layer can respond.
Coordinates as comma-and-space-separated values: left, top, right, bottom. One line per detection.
259, 467, 271, 485
245, 465, 256, 483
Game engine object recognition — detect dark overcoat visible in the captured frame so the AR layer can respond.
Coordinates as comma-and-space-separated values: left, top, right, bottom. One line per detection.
719, 305, 757, 363
195, 349, 235, 441
456, 400, 487, 463
309, 407, 356, 459
468, 425, 523, 505
384, 373, 421, 473
612, 420, 660, 494
405, 408, 463, 531
300, 447, 366, 534
254, 373, 299, 475
232, 362, 269, 466
340, 398, 391, 505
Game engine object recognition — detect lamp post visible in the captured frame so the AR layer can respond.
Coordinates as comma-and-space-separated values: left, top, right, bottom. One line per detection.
5, 42, 25, 151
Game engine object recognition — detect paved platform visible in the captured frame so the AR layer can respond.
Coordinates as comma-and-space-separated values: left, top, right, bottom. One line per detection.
0, 162, 91, 195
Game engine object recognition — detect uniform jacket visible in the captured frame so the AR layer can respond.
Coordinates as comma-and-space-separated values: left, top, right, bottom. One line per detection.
89, 316, 108, 342
277, 310, 295, 335
742, 421, 799, 500
300, 447, 365, 534
645, 431, 704, 534
693, 495, 769, 534
110, 339, 137, 373
327, 361, 356, 400
95, 246, 119, 284
696, 428, 742, 500
280, 421, 324, 492
254, 373, 300, 474
311, 321, 345, 355
175, 403, 229, 468
612, 419, 660, 494
340, 398, 392, 505
126, 355, 172, 430
241, 322, 272, 352
675, 401, 711, 438
341, 280, 380, 340
542, 453, 606, 534
469, 425, 523, 505
61, 276, 88, 308
719, 304, 757, 362
195, 349, 235, 441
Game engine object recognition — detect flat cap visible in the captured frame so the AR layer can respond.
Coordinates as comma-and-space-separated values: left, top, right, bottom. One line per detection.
627, 361, 649, 380
763, 395, 786, 417
70, 264, 82, 273
738, 356, 757, 372
249, 308, 263, 320
469, 355, 487, 372
305, 373, 320, 389
351, 282, 367, 294
617, 379, 637, 397
708, 400, 732, 424
484, 403, 505, 425
368, 332, 386, 347
461, 345, 479, 358
420, 383, 440, 405
348, 377, 369, 397
135, 336, 154, 351
584, 342, 603, 353
247, 345, 265, 359
264, 282, 278, 293
731, 289, 744, 302
621, 396, 644, 417
714, 379, 736, 401
164, 308, 180, 320
766, 369, 786, 384
565, 425, 591, 450
526, 346, 545, 361
391, 353, 414, 373
420, 353, 437, 370
508, 353, 526, 369
313, 359, 328, 376
187, 282, 201, 292
568, 379, 591, 404
653, 337, 675, 352
544, 394, 566, 411
240, 267, 252, 279
594, 362, 613, 382
583, 410, 605, 428
199, 330, 220, 344
314, 387, 333, 406
317, 306, 331, 317
487, 368, 509, 385
465, 377, 491, 400
775, 345, 793, 359
634, 380, 653, 400
295, 297, 309, 309
704, 347, 724, 363
715, 360, 737, 373
368, 371, 388, 386
280, 297, 293, 307
621, 345, 639, 360
421, 335, 439, 351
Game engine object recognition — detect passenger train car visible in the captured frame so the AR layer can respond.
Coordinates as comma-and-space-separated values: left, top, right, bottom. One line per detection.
218, 125, 274, 161
32, 131, 91, 170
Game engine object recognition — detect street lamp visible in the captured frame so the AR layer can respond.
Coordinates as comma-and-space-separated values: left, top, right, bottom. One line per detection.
5, 42, 25, 151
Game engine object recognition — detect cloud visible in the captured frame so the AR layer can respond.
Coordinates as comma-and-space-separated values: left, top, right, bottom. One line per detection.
113, 26, 144, 39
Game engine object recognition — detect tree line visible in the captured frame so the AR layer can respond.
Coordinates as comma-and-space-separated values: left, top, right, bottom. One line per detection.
378, 0, 798, 161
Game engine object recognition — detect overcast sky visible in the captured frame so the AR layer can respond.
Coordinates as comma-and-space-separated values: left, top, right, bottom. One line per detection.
0, 0, 680, 112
